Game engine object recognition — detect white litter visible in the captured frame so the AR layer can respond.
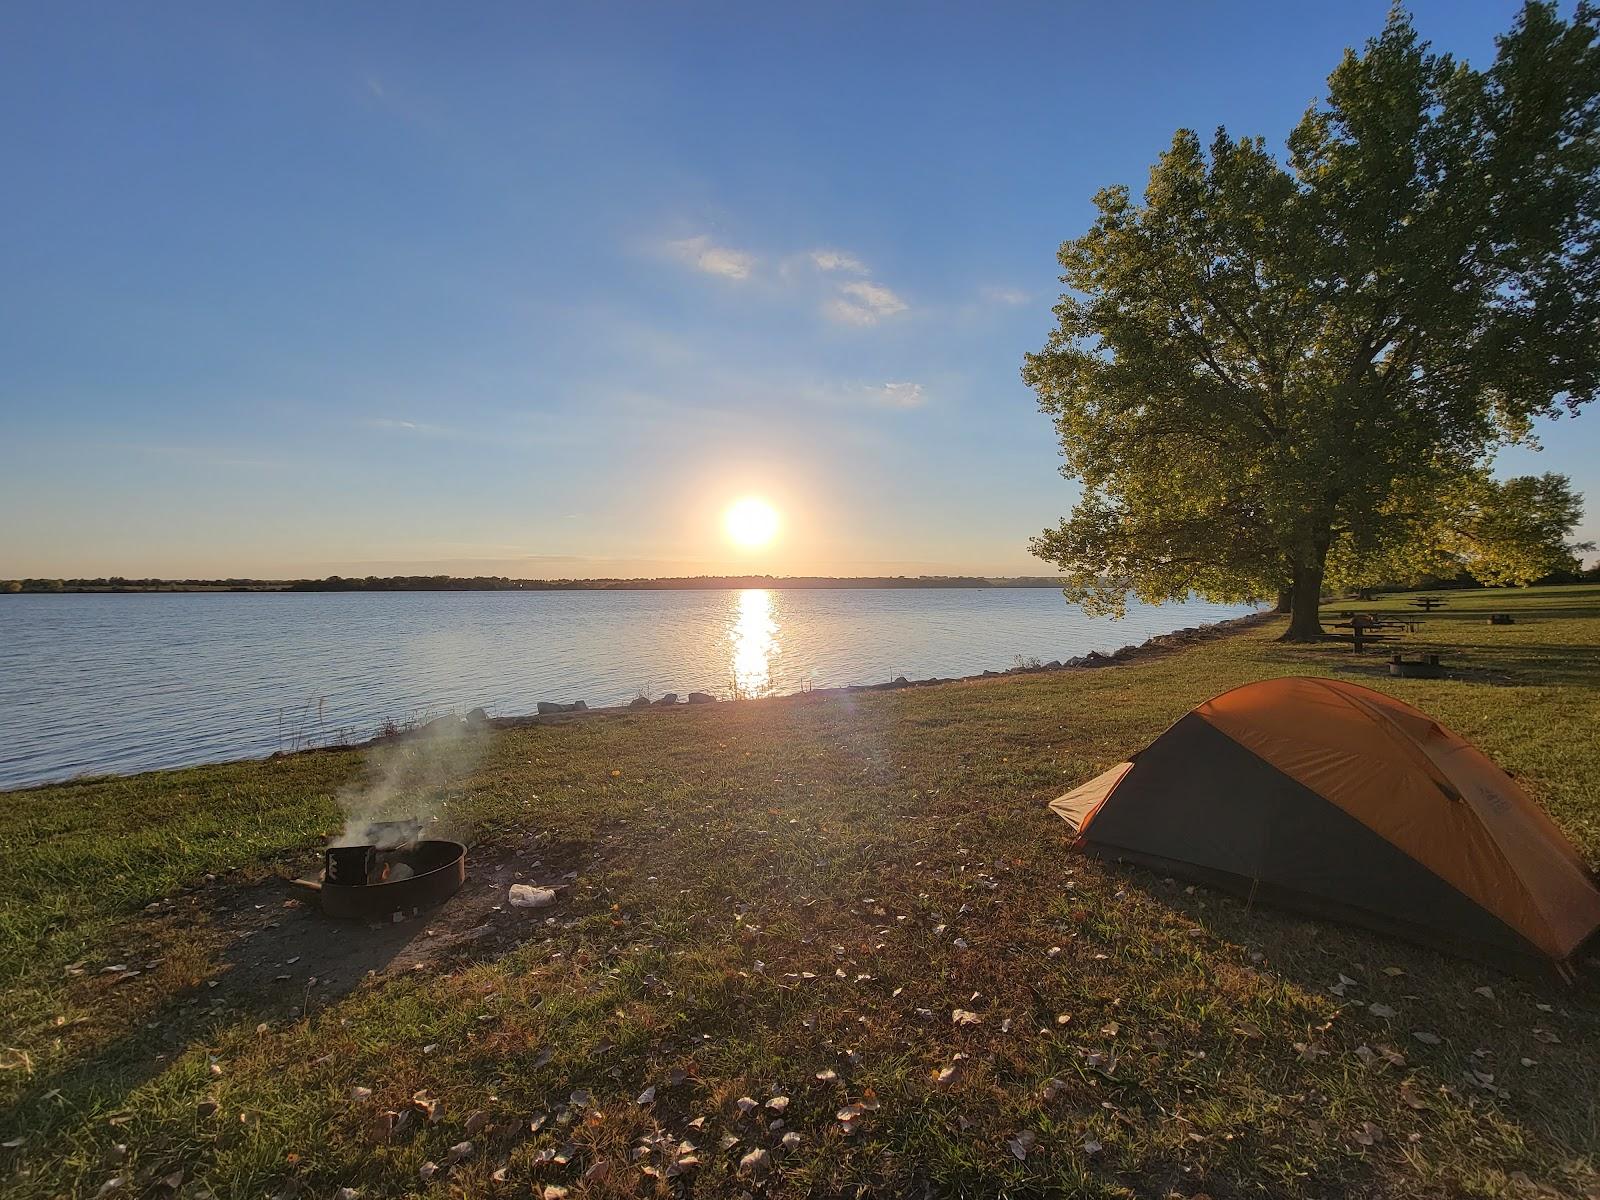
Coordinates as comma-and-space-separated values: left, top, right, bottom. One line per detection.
509, 885, 558, 908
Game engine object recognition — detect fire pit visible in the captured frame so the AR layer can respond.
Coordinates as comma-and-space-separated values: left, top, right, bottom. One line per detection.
302, 838, 467, 921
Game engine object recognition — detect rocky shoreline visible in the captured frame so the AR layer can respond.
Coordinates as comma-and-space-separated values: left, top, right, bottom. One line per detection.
470, 609, 1275, 734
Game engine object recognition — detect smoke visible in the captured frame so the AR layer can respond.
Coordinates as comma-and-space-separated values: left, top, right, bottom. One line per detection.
334, 713, 490, 847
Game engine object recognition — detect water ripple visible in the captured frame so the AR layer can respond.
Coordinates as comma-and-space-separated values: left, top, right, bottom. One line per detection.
0, 589, 1254, 788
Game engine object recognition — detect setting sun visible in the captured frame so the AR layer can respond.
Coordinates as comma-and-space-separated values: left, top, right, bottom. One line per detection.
724, 497, 780, 548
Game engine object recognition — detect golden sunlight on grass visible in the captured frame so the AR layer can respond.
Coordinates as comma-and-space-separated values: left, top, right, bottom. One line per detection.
723, 496, 780, 548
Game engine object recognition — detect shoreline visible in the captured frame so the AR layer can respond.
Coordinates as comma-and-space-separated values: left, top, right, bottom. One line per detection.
6, 610, 1275, 792
487, 609, 1278, 728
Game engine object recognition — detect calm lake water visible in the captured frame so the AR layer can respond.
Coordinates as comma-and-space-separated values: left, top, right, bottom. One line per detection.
0, 589, 1254, 789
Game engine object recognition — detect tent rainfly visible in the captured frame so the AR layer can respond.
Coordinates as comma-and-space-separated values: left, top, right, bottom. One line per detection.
1050, 676, 1600, 975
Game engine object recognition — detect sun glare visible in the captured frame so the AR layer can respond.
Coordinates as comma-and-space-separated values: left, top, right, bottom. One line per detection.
724, 497, 780, 548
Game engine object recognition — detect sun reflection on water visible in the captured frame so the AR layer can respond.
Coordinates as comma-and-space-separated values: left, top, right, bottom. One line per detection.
730, 589, 778, 698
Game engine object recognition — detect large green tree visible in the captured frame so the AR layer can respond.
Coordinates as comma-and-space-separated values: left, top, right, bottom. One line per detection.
1025, 2, 1600, 640
1327, 470, 1594, 588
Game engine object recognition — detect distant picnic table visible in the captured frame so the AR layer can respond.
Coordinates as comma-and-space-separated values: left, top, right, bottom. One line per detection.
1332, 613, 1416, 651
1410, 596, 1448, 611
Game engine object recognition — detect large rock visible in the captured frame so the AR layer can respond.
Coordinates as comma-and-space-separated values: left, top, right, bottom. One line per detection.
655, 693, 679, 706
535, 700, 587, 715
628, 695, 651, 708
687, 691, 716, 704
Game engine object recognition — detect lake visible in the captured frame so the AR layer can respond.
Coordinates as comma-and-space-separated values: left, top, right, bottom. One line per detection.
0, 588, 1255, 789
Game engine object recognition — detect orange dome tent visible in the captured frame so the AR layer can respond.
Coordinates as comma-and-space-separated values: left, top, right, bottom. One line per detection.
1050, 677, 1600, 974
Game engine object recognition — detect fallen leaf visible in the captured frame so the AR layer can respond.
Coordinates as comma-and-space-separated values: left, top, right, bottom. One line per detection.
1412, 1031, 1442, 1045
1368, 1003, 1396, 1020
1473, 985, 1496, 1000
636, 1086, 656, 1105
739, 1147, 771, 1178
952, 1009, 983, 1026
1008, 1130, 1037, 1161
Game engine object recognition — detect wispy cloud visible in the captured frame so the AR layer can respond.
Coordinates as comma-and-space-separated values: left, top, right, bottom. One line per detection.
809, 248, 867, 274
825, 280, 909, 326
864, 381, 926, 409
365, 417, 455, 437
665, 234, 756, 281
980, 285, 1029, 306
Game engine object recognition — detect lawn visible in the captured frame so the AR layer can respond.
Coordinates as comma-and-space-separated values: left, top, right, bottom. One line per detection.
3, 585, 1599, 1199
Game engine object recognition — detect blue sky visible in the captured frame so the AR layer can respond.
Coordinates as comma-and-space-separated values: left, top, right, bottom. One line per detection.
2, 1, 1594, 578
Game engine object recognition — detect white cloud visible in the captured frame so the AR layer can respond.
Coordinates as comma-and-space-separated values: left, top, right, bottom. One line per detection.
666, 234, 755, 281
980, 285, 1029, 306
825, 279, 909, 326
365, 417, 462, 439
866, 381, 926, 409
809, 248, 867, 274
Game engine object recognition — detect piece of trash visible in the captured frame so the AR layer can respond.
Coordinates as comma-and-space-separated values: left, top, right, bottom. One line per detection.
510, 885, 557, 909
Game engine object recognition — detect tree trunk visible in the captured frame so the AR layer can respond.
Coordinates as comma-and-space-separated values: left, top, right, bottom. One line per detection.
1279, 551, 1329, 642
1272, 586, 1293, 614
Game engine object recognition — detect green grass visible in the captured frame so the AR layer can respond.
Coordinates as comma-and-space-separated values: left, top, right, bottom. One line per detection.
4, 584, 1600, 1198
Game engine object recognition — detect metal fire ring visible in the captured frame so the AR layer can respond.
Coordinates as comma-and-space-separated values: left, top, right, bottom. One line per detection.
313, 839, 468, 920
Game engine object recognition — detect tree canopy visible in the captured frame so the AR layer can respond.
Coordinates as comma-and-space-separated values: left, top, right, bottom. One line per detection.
1025, 2, 1600, 639
1327, 470, 1594, 589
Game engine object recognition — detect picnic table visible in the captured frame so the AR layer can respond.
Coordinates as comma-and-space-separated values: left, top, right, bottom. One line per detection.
1409, 596, 1448, 611
1332, 614, 1411, 652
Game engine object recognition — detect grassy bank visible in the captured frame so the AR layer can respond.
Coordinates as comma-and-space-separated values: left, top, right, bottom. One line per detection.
4, 585, 1599, 1198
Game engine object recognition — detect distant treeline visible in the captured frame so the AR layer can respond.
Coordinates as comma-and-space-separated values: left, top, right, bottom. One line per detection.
3, 574, 1070, 594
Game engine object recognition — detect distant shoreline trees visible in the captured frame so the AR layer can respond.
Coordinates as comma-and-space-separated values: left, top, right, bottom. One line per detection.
1025, 2, 1600, 640
0, 575, 1071, 594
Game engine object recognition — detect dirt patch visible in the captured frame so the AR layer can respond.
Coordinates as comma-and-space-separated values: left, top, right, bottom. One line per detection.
124, 833, 596, 1020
